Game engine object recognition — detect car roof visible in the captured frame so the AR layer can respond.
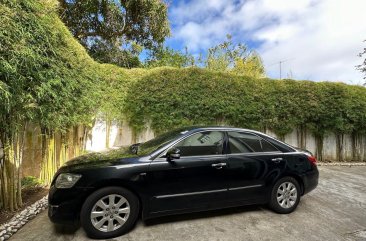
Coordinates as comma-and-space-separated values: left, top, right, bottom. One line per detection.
184, 126, 264, 135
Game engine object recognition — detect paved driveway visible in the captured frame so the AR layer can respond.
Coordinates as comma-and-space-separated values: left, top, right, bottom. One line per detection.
9, 166, 366, 241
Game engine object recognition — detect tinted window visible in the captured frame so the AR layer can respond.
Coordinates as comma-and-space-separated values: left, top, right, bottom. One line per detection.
228, 132, 278, 153
174, 131, 224, 156
137, 127, 188, 156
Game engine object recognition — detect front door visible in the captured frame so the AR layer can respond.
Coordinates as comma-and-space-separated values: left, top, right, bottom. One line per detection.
146, 130, 228, 214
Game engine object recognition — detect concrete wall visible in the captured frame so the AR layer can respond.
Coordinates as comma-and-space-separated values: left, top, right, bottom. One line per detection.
18, 119, 366, 178
86, 120, 366, 162
21, 124, 89, 178
85, 120, 154, 151
86, 120, 366, 163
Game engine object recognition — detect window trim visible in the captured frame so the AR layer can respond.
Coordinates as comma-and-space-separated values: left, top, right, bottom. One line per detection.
227, 131, 280, 154
226, 151, 282, 157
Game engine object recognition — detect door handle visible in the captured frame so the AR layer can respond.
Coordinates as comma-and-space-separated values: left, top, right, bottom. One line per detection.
271, 157, 283, 163
212, 162, 227, 169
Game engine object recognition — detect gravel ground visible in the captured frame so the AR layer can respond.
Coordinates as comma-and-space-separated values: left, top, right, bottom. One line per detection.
0, 196, 48, 241
8, 166, 366, 241
0, 187, 49, 226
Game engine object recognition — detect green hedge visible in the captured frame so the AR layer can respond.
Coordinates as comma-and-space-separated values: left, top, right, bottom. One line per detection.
2, 0, 366, 142
122, 68, 366, 139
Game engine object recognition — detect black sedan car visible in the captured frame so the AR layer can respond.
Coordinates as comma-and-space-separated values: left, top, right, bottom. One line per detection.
48, 127, 318, 239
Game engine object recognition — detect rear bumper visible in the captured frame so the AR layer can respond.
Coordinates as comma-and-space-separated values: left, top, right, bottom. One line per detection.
302, 167, 319, 195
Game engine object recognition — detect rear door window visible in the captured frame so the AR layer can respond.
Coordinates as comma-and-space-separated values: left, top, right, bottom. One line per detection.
228, 132, 279, 153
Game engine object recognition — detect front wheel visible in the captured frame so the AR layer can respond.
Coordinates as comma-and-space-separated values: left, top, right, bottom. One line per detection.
269, 177, 300, 214
80, 186, 139, 239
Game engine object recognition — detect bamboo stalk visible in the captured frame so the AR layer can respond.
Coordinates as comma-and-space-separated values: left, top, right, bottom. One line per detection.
106, 120, 111, 148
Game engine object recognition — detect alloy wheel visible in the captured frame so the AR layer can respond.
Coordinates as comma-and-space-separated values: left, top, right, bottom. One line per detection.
90, 194, 130, 232
276, 182, 298, 209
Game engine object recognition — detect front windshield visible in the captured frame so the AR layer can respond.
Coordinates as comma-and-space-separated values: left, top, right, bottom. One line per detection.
136, 127, 190, 156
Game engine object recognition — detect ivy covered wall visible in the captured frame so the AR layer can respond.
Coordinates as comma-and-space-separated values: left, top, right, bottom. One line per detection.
118, 68, 366, 162
122, 68, 366, 137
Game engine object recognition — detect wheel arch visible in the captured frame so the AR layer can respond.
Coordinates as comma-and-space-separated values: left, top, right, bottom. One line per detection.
280, 173, 305, 195
83, 179, 145, 217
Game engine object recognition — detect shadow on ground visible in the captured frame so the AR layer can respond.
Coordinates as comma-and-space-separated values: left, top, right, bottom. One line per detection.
52, 205, 263, 235
53, 223, 80, 235
144, 205, 262, 226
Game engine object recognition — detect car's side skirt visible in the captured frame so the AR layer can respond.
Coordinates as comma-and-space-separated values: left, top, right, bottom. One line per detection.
143, 197, 267, 220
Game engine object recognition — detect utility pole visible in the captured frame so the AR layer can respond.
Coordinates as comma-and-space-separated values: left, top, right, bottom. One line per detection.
269, 59, 294, 80
279, 61, 282, 80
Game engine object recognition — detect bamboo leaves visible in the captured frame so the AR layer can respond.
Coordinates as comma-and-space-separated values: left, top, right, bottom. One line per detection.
0, 0, 99, 209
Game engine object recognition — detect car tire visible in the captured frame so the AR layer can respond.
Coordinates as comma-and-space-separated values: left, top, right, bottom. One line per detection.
80, 186, 139, 239
269, 177, 301, 214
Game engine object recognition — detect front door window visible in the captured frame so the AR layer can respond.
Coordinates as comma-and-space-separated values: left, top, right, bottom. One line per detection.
173, 131, 224, 156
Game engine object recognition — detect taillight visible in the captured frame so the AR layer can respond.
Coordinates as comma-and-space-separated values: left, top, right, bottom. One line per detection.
307, 155, 317, 166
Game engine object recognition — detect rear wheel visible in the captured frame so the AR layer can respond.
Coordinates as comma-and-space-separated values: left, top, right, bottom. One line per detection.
269, 177, 300, 214
80, 187, 139, 239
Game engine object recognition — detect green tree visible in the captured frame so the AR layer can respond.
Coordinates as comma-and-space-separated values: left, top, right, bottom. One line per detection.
59, 0, 170, 66
356, 40, 366, 85
205, 34, 247, 71
89, 38, 142, 68
145, 46, 195, 68
232, 52, 265, 78
205, 34, 265, 77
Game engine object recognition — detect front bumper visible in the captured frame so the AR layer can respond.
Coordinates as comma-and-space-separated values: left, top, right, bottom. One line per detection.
48, 185, 92, 225
48, 203, 78, 225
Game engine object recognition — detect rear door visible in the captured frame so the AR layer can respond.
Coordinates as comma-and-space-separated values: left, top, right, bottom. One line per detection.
224, 131, 286, 203
146, 130, 229, 213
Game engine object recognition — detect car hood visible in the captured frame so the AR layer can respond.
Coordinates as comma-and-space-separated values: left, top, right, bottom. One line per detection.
62, 147, 138, 170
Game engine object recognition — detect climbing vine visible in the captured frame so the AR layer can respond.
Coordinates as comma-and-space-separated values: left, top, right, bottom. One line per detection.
122, 68, 366, 159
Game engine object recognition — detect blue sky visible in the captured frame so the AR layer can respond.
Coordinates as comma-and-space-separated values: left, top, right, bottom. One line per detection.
163, 0, 366, 84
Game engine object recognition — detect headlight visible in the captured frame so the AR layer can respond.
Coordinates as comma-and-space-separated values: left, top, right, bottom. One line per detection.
55, 173, 82, 189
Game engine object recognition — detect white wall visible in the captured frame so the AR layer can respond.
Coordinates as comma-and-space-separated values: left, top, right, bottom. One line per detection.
86, 120, 366, 162
86, 120, 154, 151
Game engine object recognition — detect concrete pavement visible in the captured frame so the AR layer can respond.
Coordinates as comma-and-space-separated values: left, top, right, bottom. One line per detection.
9, 166, 366, 241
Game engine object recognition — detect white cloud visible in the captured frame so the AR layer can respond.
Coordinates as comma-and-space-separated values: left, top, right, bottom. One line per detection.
169, 0, 366, 83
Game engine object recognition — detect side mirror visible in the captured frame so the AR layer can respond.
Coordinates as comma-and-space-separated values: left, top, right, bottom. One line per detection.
166, 148, 180, 161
